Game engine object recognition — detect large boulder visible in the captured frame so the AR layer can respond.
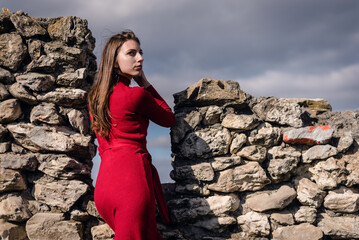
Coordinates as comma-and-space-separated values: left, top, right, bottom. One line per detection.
0, 33, 27, 71
0, 99, 22, 123
317, 213, 359, 239
0, 193, 32, 222
10, 11, 47, 37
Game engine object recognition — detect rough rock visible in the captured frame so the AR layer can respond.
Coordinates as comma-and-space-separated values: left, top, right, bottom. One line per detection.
294, 206, 317, 223
0, 33, 27, 71
309, 157, 345, 190
283, 125, 334, 145
221, 114, 259, 130
270, 211, 294, 226
251, 97, 305, 127
27, 39, 43, 60
211, 156, 242, 171
16, 73, 55, 92
171, 162, 215, 181
48, 16, 95, 50
0, 67, 14, 84
91, 224, 114, 240
302, 144, 338, 163
272, 223, 323, 240
67, 109, 90, 135
0, 12, 14, 33
0, 219, 27, 240
36, 87, 87, 107
43, 42, 87, 67
246, 185, 297, 212
9, 82, 38, 105
0, 169, 27, 192
70, 209, 89, 221
57, 68, 88, 87
30, 102, 64, 125
248, 123, 281, 147
7, 123, 92, 156
206, 194, 240, 215
26, 213, 83, 240
175, 184, 210, 196
0, 153, 38, 171
33, 175, 89, 211
317, 213, 359, 239
208, 162, 270, 192
0, 99, 22, 123
10, 11, 47, 37
237, 145, 267, 162
171, 109, 203, 143
0, 193, 32, 222
0, 142, 10, 153
85, 200, 101, 219
178, 126, 231, 158
193, 216, 237, 232
296, 178, 326, 208
174, 78, 248, 108
343, 150, 359, 187
0, 82, 10, 101
267, 146, 301, 182
292, 98, 332, 116
229, 133, 247, 154
37, 154, 91, 180
323, 187, 359, 213
237, 211, 270, 237
26, 55, 57, 73
203, 105, 222, 125
337, 134, 354, 153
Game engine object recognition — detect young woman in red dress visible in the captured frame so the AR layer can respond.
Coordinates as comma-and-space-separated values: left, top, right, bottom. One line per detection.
88, 31, 175, 239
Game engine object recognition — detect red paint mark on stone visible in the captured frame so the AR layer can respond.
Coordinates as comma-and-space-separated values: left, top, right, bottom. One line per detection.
307, 125, 330, 133
307, 126, 316, 133
321, 125, 330, 130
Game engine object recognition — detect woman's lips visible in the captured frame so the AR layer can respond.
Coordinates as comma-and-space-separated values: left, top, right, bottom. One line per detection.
135, 66, 142, 70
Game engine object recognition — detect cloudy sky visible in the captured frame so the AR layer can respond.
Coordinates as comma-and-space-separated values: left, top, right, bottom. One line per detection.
3, 0, 359, 183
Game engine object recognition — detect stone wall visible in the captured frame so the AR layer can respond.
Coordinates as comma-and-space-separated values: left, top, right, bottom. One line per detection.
0, 9, 110, 240
162, 78, 359, 240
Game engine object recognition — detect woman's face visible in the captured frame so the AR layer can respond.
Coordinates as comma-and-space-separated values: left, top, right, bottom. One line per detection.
115, 40, 144, 80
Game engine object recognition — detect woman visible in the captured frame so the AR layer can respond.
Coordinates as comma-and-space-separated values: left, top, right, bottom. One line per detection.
88, 31, 175, 239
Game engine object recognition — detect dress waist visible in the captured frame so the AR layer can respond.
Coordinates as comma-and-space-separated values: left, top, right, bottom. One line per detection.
98, 138, 147, 155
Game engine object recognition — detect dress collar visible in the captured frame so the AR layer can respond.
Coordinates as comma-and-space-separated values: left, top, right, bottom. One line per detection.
117, 75, 131, 86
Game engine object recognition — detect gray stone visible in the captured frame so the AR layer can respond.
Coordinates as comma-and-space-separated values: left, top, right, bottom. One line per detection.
343, 150, 359, 187
33, 175, 89, 211
0, 169, 27, 192
85, 200, 101, 219
0, 12, 14, 34
67, 109, 90, 135
10, 143, 26, 154
337, 134, 354, 153
178, 126, 231, 158
10, 12, 47, 37
317, 213, 359, 239
267, 146, 301, 182
27, 39, 44, 60
294, 206, 317, 223
26, 213, 83, 240
37, 87, 87, 107
0, 219, 27, 240
290, 98, 332, 116
70, 209, 90, 221
0, 82, 10, 101
174, 78, 248, 107
16, 73, 55, 92
309, 157, 345, 190
26, 55, 57, 73
203, 105, 222, 125
237, 211, 270, 237
91, 224, 114, 240
9, 82, 38, 105
248, 123, 281, 147
0, 67, 14, 84
43, 42, 87, 67
229, 133, 247, 154
246, 185, 297, 212
48, 16, 95, 50
0, 193, 32, 222
221, 114, 259, 130
270, 211, 295, 226
7, 123, 93, 156
0, 99, 22, 123
0, 33, 27, 71
0, 124, 7, 140
283, 125, 334, 145
302, 144, 338, 163
296, 178, 326, 208
37, 154, 91, 180
194, 216, 237, 232
171, 110, 203, 144
171, 162, 214, 181
211, 156, 242, 171
237, 145, 267, 162
0, 153, 37, 171
57, 68, 88, 87
206, 194, 240, 215
208, 161, 270, 192
30, 102, 64, 125
273, 223, 323, 240
0, 142, 10, 153
323, 187, 359, 213
251, 97, 305, 127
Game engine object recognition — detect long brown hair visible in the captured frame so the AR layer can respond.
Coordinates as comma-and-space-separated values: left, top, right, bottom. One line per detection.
88, 31, 140, 138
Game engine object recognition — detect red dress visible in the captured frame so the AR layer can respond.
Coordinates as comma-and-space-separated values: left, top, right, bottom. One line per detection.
93, 77, 175, 240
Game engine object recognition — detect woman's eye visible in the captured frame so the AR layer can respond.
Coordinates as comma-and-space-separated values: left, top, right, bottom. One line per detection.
128, 51, 136, 56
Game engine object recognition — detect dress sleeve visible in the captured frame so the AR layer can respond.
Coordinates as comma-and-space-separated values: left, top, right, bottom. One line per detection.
131, 85, 176, 127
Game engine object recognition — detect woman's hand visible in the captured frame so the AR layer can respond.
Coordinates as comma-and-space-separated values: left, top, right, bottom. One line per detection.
133, 70, 151, 88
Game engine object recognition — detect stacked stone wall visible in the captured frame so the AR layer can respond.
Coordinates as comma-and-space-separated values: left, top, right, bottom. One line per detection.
162, 78, 359, 240
0, 9, 111, 240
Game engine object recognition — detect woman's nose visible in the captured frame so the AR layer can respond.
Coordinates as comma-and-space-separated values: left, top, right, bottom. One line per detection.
137, 53, 144, 62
